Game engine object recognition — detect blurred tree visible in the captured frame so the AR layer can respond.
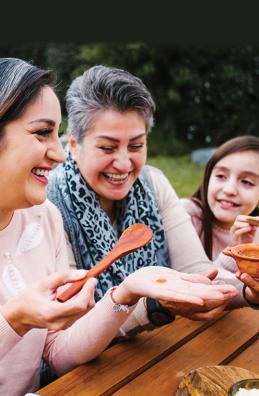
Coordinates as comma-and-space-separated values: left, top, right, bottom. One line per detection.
1, 43, 259, 154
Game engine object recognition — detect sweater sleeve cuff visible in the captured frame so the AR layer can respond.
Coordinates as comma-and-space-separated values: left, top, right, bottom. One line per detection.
0, 312, 21, 359
118, 297, 155, 338
215, 252, 238, 273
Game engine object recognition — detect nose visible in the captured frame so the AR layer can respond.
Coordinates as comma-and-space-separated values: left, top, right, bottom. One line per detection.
222, 177, 238, 196
113, 150, 132, 172
48, 136, 66, 165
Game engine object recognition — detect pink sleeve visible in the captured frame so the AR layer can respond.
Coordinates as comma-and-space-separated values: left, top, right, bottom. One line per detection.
43, 292, 136, 376
180, 198, 203, 237
214, 252, 238, 273
0, 313, 21, 360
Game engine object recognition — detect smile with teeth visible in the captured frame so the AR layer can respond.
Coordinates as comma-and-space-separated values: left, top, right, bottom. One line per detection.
32, 168, 50, 179
103, 172, 129, 181
217, 199, 240, 208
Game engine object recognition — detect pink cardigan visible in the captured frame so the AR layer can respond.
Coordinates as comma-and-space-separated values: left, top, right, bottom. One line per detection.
0, 200, 134, 395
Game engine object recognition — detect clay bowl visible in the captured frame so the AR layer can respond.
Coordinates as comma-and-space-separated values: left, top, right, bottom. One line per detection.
223, 243, 259, 277
228, 378, 259, 395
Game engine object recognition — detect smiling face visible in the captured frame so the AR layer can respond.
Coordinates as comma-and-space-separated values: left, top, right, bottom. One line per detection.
0, 86, 65, 216
207, 150, 259, 229
69, 109, 147, 215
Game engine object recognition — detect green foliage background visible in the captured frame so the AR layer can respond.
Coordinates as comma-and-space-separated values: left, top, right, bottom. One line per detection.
1, 43, 259, 155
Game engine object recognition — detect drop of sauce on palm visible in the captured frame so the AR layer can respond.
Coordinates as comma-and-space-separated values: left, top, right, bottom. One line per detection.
155, 278, 167, 284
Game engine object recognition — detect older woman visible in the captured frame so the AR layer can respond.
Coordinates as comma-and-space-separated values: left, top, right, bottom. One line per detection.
47, 65, 257, 335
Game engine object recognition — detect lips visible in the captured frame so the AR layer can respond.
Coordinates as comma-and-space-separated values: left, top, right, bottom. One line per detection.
216, 199, 240, 209
102, 172, 130, 183
31, 167, 51, 185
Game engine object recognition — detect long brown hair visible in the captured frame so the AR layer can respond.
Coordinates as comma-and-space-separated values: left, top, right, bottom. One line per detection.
192, 135, 259, 259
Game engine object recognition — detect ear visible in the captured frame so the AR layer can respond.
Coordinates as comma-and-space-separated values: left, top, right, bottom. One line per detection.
68, 133, 79, 160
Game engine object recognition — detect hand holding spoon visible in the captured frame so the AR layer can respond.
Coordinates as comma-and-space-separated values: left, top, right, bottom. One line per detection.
57, 223, 153, 302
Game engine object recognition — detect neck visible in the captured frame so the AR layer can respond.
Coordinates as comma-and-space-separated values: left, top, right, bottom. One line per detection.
0, 209, 14, 230
214, 218, 232, 230
99, 198, 116, 223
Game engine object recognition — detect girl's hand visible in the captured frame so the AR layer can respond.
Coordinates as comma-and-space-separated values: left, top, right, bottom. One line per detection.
229, 215, 258, 245
0, 270, 97, 336
112, 266, 238, 307
236, 270, 259, 305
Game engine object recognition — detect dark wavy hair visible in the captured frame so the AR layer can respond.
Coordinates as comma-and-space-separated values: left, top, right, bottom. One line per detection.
191, 135, 259, 259
0, 57, 53, 141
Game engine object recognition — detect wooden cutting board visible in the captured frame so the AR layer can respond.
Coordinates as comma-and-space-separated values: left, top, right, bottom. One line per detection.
176, 365, 259, 395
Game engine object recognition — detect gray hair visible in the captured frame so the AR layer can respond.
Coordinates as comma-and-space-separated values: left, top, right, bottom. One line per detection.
0, 57, 53, 140
66, 65, 156, 142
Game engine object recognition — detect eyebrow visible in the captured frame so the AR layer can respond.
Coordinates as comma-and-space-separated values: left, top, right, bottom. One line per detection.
28, 118, 56, 126
214, 165, 259, 178
95, 133, 146, 142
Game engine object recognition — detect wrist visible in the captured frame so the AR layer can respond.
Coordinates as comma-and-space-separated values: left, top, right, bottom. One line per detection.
146, 297, 175, 327
112, 284, 139, 306
0, 300, 29, 336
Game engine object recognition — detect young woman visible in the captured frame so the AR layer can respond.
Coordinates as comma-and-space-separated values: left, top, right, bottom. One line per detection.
47, 65, 259, 339
181, 135, 259, 303
0, 58, 238, 395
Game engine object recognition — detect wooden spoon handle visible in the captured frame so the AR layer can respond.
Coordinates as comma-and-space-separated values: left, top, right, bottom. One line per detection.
57, 250, 119, 302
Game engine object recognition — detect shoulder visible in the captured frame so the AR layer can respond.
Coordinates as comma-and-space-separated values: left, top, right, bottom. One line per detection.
144, 164, 173, 191
22, 199, 64, 230
144, 164, 167, 179
143, 164, 179, 210
180, 198, 202, 218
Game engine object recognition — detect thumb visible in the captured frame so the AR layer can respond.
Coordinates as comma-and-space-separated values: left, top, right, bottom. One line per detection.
41, 269, 88, 290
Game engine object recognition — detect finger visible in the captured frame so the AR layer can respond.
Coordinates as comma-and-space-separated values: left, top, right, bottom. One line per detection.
211, 280, 225, 285
233, 226, 254, 237
41, 269, 88, 290
62, 277, 97, 313
189, 304, 226, 321
239, 273, 259, 293
152, 289, 205, 306
179, 273, 212, 284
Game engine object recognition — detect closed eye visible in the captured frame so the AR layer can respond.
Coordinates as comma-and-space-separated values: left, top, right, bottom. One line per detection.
242, 179, 255, 186
98, 146, 115, 153
33, 128, 53, 138
128, 144, 144, 151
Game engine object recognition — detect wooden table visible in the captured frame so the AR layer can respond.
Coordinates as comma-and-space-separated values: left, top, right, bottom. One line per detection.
38, 307, 259, 395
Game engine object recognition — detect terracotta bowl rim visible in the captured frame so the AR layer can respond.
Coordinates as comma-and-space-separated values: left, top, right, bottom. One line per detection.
228, 243, 259, 262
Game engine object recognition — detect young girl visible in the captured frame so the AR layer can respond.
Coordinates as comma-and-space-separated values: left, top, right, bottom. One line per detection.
181, 135, 259, 275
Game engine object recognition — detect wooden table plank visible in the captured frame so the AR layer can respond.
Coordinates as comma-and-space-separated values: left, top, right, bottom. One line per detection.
227, 337, 259, 373
38, 315, 225, 396
113, 308, 259, 396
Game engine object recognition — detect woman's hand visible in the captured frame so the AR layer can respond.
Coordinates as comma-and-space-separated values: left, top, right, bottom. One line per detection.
0, 270, 96, 336
112, 266, 238, 310
229, 215, 258, 245
236, 270, 259, 305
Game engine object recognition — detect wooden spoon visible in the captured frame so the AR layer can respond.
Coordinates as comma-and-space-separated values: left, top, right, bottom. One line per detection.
57, 223, 153, 302
245, 215, 259, 226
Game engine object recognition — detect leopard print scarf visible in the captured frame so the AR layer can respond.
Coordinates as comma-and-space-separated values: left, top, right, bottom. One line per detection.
47, 151, 169, 300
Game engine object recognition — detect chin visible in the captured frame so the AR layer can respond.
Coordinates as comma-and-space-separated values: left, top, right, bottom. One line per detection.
27, 193, 47, 207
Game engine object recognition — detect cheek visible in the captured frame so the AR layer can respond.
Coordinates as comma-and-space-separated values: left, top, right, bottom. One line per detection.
135, 150, 147, 167
243, 189, 259, 208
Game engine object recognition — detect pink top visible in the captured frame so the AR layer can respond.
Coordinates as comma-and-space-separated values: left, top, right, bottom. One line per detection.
180, 198, 259, 272
0, 200, 134, 395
